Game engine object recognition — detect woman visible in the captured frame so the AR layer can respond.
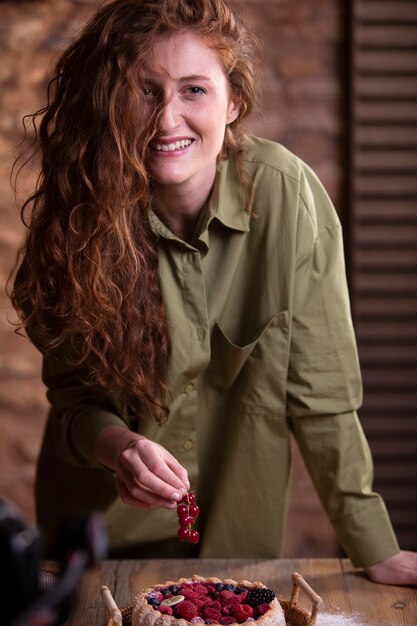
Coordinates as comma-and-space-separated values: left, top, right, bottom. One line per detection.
10, 0, 416, 584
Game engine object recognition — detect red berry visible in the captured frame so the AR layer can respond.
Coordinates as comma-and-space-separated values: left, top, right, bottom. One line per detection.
177, 493, 199, 544
255, 603, 271, 617
177, 504, 188, 516
203, 608, 222, 622
188, 529, 199, 543
176, 601, 198, 620
232, 604, 254, 623
181, 589, 199, 602
189, 504, 200, 518
193, 583, 209, 597
222, 603, 235, 616
158, 606, 173, 615
178, 527, 191, 541
218, 591, 236, 605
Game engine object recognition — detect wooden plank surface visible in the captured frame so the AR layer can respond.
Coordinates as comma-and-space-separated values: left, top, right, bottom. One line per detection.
341, 560, 417, 625
59, 559, 417, 626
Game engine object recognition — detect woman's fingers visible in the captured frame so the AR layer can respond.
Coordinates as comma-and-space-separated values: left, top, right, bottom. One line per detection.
115, 474, 173, 509
115, 437, 190, 508
134, 438, 190, 492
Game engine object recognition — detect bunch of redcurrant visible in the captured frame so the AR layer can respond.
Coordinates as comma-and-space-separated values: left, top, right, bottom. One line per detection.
177, 492, 199, 543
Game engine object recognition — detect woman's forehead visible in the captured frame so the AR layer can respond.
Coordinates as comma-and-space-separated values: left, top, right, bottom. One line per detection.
143, 32, 226, 78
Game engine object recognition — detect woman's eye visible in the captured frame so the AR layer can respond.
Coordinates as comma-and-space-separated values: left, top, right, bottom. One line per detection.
185, 86, 206, 96
143, 86, 156, 97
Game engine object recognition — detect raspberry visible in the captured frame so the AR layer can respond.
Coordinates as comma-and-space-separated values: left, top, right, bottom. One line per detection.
232, 604, 254, 623
255, 604, 271, 617
200, 600, 217, 613
193, 583, 210, 597
221, 603, 235, 616
218, 591, 236, 605
176, 601, 198, 620
193, 598, 207, 611
203, 608, 222, 622
181, 589, 199, 602
159, 606, 173, 615
237, 592, 247, 603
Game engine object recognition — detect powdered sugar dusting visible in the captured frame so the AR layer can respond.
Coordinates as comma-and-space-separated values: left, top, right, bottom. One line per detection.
316, 612, 365, 626
316, 612, 415, 626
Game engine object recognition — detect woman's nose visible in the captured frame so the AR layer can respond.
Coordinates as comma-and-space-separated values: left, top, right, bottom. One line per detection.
159, 95, 181, 131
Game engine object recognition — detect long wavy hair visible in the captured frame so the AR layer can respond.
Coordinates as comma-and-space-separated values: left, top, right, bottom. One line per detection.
10, 0, 258, 422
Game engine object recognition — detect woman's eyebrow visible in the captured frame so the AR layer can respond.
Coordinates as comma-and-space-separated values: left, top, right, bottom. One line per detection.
178, 74, 213, 83
143, 72, 214, 84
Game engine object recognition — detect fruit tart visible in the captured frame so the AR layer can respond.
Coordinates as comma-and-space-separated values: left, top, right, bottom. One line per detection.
132, 574, 285, 626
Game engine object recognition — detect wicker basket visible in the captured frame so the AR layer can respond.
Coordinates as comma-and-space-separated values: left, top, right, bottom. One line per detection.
114, 572, 324, 626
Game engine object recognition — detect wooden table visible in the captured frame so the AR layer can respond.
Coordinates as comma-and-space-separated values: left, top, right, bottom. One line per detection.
65, 559, 416, 625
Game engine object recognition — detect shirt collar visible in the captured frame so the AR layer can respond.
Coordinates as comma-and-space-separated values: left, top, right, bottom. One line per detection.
207, 156, 251, 233
148, 152, 251, 247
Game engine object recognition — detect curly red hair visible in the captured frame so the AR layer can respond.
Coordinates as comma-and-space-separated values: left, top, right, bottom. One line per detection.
10, 0, 258, 422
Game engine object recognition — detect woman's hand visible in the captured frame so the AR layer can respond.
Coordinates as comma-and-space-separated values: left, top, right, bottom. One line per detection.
365, 550, 417, 586
95, 426, 190, 509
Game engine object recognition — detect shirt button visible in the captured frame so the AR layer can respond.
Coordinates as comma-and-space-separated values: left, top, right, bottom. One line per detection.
197, 327, 205, 340
184, 382, 194, 394
183, 439, 194, 450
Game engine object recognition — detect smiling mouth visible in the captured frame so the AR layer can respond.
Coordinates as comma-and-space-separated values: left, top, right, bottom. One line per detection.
151, 139, 194, 152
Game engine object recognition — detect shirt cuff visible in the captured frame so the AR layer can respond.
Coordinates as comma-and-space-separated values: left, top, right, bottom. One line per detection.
70, 408, 129, 468
332, 497, 400, 568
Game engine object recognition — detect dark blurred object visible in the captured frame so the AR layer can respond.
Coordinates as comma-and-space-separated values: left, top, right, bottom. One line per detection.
0, 498, 107, 626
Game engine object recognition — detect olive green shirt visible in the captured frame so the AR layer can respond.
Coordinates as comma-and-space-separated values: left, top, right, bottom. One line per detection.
35, 135, 399, 566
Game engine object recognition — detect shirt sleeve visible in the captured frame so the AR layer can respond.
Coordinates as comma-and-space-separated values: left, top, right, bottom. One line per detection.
290, 411, 399, 567
286, 164, 399, 568
13, 262, 129, 469
41, 353, 129, 468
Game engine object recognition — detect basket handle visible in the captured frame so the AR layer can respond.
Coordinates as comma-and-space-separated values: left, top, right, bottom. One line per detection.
289, 572, 324, 626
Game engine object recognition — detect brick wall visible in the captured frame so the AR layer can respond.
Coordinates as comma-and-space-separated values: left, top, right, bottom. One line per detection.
0, 0, 347, 557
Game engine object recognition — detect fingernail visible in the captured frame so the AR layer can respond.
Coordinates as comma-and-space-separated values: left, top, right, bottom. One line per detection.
172, 491, 181, 501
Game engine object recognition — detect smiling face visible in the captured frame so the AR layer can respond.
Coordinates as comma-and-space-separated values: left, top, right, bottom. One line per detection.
143, 32, 240, 202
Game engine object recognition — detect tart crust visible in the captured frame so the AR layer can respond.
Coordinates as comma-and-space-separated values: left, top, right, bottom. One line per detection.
132, 575, 286, 626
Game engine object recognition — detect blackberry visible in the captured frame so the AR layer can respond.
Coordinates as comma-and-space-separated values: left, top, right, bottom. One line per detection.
246, 587, 275, 608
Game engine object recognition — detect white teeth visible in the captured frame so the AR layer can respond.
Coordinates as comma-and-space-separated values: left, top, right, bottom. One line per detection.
153, 139, 193, 151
